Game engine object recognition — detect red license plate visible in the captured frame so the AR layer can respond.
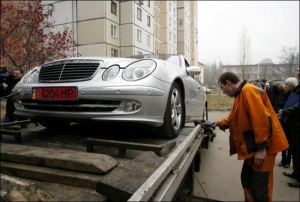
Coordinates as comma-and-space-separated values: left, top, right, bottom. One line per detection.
32, 87, 77, 100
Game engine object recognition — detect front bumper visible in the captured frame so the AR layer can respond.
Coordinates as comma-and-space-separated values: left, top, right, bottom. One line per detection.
12, 85, 169, 127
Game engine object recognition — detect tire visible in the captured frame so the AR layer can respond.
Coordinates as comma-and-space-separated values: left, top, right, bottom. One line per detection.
39, 120, 71, 129
156, 82, 184, 139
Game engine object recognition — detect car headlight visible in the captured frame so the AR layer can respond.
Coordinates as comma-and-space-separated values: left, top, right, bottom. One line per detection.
123, 60, 156, 81
19, 67, 40, 84
102, 65, 120, 81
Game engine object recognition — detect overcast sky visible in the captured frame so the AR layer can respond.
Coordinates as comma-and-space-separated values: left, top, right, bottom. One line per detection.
197, 1, 299, 65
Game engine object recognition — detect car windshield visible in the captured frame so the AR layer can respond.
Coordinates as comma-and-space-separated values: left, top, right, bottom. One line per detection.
128, 54, 181, 67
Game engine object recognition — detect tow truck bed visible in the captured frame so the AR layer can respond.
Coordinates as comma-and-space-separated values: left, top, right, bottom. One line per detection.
0, 122, 213, 201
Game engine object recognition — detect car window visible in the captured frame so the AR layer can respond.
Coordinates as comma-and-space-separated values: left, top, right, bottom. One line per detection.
184, 59, 190, 68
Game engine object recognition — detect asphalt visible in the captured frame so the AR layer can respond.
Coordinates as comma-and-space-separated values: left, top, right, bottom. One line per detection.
193, 111, 300, 201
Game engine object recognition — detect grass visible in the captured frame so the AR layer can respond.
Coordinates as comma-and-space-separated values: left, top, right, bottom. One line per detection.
207, 89, 234, 111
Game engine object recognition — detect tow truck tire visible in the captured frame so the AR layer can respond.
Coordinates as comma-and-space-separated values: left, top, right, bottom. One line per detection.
156, 82, 184, 139
39, 121, 71, 129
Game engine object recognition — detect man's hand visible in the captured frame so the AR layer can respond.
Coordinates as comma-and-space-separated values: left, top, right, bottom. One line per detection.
277, 109, 282, 116
254, 148, 266, 165
214, 122, 226, 132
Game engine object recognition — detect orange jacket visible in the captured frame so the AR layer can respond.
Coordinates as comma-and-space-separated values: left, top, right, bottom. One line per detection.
217, 82, 289, 160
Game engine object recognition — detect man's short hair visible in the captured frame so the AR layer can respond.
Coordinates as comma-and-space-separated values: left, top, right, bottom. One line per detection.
261, 79, 267, 83
218, 72, 240, 85
13, 67, 24, 74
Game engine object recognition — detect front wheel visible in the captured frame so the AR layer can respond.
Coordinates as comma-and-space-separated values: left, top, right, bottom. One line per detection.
155, 82, 184, 139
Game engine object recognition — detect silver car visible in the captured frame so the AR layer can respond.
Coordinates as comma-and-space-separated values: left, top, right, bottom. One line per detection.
12, 54, 208, 138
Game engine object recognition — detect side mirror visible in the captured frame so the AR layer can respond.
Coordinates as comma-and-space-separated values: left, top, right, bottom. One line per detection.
186, 66, 201, 76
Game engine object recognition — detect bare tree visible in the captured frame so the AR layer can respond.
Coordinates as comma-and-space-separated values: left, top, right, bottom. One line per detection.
277, 46, 299, 77
203, 61, 223, 88
236, 26, 252, 79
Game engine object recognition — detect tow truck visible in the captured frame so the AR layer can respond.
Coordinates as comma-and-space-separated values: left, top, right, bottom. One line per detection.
0, 117, 215, 201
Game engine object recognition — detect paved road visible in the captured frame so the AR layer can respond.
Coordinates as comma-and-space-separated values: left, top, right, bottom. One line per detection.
193, 111, 299, 201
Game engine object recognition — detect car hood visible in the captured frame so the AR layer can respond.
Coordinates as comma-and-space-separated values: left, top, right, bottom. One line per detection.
43, 57, 139, 68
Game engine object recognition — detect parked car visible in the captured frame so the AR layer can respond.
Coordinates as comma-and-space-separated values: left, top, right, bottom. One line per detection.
12, 54, 208, 138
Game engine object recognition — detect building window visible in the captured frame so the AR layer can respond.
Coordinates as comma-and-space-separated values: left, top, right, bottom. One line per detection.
137, 8, 142, 20
173, 8, 175, 16
111, 25, 117, 38
111, 48, 118, 57
169, 32, 171, 41
137, 29, 142, 41
111, 1, 117, 15
147, 0, 150, 7
174, 35, 175, 43
147, 35, 150, 46
147, 15, 150, 27
174, 21, 176, 30
169, 3, 171, 11
137, 51, 142, 55
169, 17, 171, 26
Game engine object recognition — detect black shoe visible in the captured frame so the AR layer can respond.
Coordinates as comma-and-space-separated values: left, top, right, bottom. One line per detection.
284, 164, 290, 168
283, 172, 299, 179
288, 180, 300, 188
278, 161, 284, 166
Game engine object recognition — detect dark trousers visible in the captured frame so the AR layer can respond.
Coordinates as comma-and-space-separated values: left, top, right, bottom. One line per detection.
290, 126, 300, 179
241, 154, 276, 201
281, 122, 292, 165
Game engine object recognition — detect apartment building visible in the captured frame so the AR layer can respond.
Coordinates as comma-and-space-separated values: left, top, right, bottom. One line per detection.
42, 0, 198, 65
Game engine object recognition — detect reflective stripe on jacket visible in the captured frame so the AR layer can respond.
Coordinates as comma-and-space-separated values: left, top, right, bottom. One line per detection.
217, 83, 289, 160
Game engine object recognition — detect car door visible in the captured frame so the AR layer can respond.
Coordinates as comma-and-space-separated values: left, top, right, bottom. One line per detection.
183, 59, 205, 119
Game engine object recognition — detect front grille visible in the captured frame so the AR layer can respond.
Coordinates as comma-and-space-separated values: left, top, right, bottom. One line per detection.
39, 60, 102, 83
21, 99, 121, 112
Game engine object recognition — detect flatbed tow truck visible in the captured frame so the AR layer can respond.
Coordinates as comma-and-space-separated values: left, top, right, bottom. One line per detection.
0, 119, 215, 201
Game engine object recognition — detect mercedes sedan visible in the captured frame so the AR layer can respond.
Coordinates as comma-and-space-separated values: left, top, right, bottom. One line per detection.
12, 54, 208, 138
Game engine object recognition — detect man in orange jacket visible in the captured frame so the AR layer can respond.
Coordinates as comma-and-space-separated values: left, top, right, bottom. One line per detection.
213, 72, 289, 202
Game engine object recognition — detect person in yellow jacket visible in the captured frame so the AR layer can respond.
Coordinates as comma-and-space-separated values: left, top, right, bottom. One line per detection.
213, 72, 289, 202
